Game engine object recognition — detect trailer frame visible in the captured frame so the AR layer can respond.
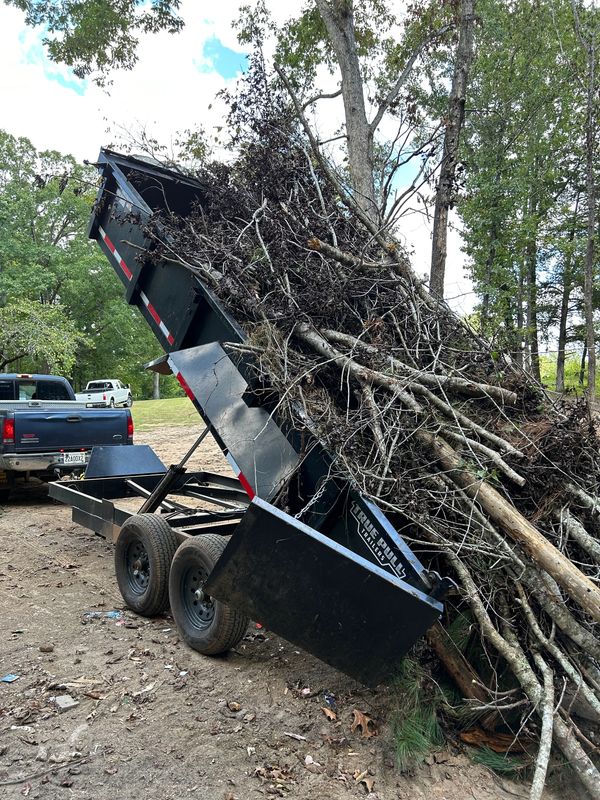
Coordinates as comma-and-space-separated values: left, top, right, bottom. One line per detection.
49, 148, 451, 686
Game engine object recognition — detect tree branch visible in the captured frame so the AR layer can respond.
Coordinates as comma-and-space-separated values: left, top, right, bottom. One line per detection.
370, 24, 454, 134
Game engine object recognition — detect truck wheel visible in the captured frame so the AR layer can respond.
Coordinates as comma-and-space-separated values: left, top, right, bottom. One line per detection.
169, 535, 249, 655
126, 395, 133, 408
115, 514, 179, 616
109, 397, 115, 408
0, 487, 10, 505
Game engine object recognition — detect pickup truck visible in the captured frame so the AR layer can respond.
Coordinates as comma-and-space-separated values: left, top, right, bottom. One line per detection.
76, 379, 133, 408
0, 373, 134, 501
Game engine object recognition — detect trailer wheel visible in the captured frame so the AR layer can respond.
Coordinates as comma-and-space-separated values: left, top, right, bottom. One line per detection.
169, 535, 249, 655
115, 514, 178, 616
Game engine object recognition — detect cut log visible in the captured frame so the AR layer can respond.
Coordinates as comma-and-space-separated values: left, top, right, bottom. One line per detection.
423, 433, 600, 625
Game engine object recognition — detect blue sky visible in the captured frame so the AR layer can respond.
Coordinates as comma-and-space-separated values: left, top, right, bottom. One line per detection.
20, 32, 88, 96
18, 28, 247, 97
199, 36, 248, 79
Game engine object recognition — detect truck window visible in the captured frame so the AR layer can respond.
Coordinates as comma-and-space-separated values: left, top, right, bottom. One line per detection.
36, 381, 71, 401
17, 380, 71, 401
0, 380, 15, 400
87, 382, 109, 391
17, 382, 37, 401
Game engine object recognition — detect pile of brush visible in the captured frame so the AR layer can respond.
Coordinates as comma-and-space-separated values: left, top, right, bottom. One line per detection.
148, 85, 600, 797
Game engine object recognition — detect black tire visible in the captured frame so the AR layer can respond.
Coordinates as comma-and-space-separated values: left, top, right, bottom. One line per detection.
126, 394, 133, 408
0, 487, 10, 504
109, 397, 115, 408
169, 535, 249, 655
115, 514, 179, 616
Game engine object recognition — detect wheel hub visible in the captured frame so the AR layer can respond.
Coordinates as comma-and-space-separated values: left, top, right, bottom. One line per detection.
183, 568, 215, 629
126, 541, 150, 594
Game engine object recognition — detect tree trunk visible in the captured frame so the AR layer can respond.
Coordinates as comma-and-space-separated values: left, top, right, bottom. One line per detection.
479, 231, 496, 336
583, 40, 597, 400
526, 237, 541, 383
556, 279, 571, 394
515, 265, 524, 369
580, 340, 588, 387
429, 0, 476, 298
314, 0, 377, 222
153, 372, 160, 400
556, 204, 578, 394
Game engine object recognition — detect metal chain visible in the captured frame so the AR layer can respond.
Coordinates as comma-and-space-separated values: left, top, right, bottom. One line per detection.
294, 477, 329, 520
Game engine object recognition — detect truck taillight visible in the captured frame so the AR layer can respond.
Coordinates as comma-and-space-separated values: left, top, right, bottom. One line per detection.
2, 418, 15, 444
127, 412, 134, 440
103, 393, 107, 401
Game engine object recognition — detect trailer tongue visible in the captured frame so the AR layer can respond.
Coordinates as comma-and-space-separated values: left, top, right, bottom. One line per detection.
50, 149, 450, 685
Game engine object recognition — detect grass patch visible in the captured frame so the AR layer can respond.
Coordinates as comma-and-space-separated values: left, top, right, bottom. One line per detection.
539, 353, 599, 395
131, 398, 200, 431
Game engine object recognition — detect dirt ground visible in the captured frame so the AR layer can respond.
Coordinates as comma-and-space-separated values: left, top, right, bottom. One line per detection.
0, 425, 576, 800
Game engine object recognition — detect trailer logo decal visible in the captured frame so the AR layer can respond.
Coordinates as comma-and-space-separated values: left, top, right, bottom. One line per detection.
98, 226, 133, 281
140, 291, 175, 345
350, 502, 406, 579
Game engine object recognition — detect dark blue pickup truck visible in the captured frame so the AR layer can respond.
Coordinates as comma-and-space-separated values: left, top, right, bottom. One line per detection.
0, 374, 133, 501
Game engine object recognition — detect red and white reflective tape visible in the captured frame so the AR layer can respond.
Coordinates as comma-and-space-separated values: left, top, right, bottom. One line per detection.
139, 290, 175, 345
174, 370, 195, 402
226, 454, 256, 500
98, 226, 133, 281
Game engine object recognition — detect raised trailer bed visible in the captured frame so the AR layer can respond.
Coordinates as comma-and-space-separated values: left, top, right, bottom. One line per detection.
50, 149, 450, 685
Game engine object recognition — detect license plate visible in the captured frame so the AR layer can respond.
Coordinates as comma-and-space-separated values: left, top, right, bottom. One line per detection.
63, 453, 86, 465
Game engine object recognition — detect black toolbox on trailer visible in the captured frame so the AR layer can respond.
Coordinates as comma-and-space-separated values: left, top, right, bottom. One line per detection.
50, 149, 450, 685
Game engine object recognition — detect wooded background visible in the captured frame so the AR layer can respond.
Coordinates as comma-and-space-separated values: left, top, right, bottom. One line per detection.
1, 0, 598, 402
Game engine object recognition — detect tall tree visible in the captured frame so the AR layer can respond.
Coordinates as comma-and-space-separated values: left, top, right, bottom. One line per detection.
458, 0, 576, 379
252, 0, 455, 228
572, 0, 599, 399
429, 0, 476, 298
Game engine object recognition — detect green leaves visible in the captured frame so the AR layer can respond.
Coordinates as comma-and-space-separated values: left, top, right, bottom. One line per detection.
0, 298, 85, 373
455, 0, 593, 350
4, 0, 184, 85
0, 129, 161, 392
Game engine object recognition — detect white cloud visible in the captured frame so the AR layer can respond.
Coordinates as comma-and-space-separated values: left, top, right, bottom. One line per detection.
0, 0, 473, 310
0, 0, 275, 161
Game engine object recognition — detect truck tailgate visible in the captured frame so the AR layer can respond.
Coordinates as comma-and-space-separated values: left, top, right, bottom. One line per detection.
13, 409, 128, 451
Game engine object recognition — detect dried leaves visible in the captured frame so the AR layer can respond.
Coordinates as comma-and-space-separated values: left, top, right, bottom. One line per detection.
350, 709, 378, 739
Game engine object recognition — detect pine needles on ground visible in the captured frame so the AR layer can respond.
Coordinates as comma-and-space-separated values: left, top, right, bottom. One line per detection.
390, 659, 445, 773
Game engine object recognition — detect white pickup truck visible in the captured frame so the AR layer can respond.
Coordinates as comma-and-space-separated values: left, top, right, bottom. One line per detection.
76, 379, 133, 408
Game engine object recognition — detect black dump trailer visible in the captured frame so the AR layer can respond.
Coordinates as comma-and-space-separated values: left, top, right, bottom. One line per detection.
50, 149, 450, 685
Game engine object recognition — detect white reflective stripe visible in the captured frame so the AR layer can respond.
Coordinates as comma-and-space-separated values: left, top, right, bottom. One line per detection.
159, 320, 170, 338
226, 452, 241, 476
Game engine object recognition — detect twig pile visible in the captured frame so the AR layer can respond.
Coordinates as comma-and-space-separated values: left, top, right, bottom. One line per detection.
144, 77, 600, 796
